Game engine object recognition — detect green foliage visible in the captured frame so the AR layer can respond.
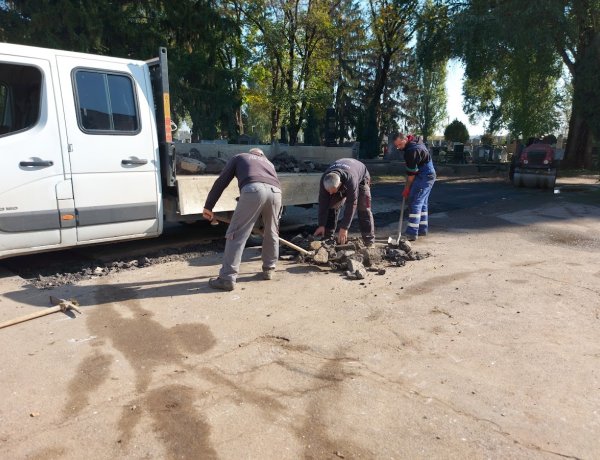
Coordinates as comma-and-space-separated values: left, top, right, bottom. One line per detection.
0, 0, 243, 140
402, 0, 449, 141
331, 0, 367, 144
444, 119, 469, 143
480, 132, 494, 146
448, 0, 600, 168
359, 0, 418, 158
1, 0, 454, 152
240, 0, 336, 144
452, 0, 562, 140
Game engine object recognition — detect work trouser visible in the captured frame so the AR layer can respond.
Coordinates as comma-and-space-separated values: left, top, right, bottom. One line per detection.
405, 161, 436, 237
219, 182, 282, 282
325, 179, 375, 244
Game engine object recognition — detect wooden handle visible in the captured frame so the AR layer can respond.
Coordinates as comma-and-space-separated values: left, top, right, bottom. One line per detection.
278, 238, 312, 256
0, 306, 62, 329
213, 215, 312, 256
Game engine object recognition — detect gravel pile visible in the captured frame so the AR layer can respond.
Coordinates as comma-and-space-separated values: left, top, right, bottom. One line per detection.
271, 152, 327, 173
28, 244, 223, 289
281, 233, 431, 280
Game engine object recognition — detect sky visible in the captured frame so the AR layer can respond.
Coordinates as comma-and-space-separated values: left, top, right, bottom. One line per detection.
443, 59, 488, 137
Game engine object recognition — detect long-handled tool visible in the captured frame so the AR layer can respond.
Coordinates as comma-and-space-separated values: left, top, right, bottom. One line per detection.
211, 215, 314, 258
0, 296, 82, 330
388, 196, 406, 245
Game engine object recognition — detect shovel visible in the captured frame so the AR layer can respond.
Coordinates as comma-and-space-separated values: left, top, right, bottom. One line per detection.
211, 215, 315, 259
388, 196, 406, 246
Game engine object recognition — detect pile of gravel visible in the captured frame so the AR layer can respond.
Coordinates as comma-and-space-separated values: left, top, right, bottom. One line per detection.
271, 152, 327, 173
280, 233, 431, 280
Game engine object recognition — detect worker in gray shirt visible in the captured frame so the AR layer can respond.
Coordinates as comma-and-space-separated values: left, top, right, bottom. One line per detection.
314, 158, 375, 245
203, 148, 282, 291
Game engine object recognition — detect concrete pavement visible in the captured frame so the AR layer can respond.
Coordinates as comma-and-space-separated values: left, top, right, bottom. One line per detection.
0, 177, 599, 459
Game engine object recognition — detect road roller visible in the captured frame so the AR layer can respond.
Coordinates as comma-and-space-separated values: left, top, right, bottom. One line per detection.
511, 142, 557, 189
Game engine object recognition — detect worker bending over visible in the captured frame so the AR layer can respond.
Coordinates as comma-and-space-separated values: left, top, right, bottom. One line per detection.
392, 133, 436, 241
314, 158, 375, 246
203, 148, 282, 291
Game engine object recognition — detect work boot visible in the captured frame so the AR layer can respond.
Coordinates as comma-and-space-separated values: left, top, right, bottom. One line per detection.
208, 277, 235, 291
262, 268, 275, 280
406, 234, 418, 242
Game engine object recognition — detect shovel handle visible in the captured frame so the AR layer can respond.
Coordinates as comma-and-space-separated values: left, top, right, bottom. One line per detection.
397, 196, 406, 243
212, 216, 312, 256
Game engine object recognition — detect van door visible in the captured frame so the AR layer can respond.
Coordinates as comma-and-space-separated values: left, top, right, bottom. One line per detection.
0, 55, 65, 255
56, 55, 160, 243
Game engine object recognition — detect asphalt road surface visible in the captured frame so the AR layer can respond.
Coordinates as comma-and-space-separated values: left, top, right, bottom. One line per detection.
1, 174, 599, 459
1, 176, 598, 280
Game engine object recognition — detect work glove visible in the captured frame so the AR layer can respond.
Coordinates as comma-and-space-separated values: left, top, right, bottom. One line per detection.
402, 188, 410, 199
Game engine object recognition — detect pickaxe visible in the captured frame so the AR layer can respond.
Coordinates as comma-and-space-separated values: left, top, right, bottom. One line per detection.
0, 297, 82, 330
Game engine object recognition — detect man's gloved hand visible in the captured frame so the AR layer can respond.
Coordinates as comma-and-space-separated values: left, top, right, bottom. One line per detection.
402, 187, 410, 199
337, 228, 348, 244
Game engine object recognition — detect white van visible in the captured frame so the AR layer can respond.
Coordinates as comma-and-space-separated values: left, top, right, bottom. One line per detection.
0, 44, 321, 259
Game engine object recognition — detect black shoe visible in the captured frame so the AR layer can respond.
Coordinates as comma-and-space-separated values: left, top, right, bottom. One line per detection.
406, 235, 418, 242
209, 277, 235, 291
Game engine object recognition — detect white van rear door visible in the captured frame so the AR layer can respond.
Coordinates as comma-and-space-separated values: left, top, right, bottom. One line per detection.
56, 55, 160, 243
0, 55, 65, 255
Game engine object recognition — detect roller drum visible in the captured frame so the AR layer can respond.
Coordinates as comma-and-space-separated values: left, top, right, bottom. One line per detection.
513, 170, 556, 189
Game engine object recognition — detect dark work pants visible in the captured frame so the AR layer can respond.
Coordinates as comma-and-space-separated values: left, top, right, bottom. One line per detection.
325, 181, 375, 244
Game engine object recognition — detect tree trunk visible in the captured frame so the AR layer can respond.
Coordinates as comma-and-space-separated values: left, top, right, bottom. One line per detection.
270, 65, 281, 142
270, 107, 280, 142
564, 82, 593, 169
335, 82, 346, 145
564, 111, 593, 169
561, 26, 599, 169
288, 123, 298, 145
235, 107, 244, 136
361, 54, 391, 158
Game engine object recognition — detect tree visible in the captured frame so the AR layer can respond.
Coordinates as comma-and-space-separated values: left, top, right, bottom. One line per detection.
239, 0, 336, 145
402, 51, 447, 142
402, 0, 448, 141
0, 1, 244, 140
303, 106, 323, 145
448, 0, 600, 168
330, 0, 367, 144
219, 0, 251, 137
444, 119, 469, 144
480, 132, 494, 146
166, 1, 241, 140
460, 43, 562, 142
359, 0, 418, 158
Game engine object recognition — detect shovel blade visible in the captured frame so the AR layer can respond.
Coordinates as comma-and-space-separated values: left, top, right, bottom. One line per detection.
387, 236, 400, 246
